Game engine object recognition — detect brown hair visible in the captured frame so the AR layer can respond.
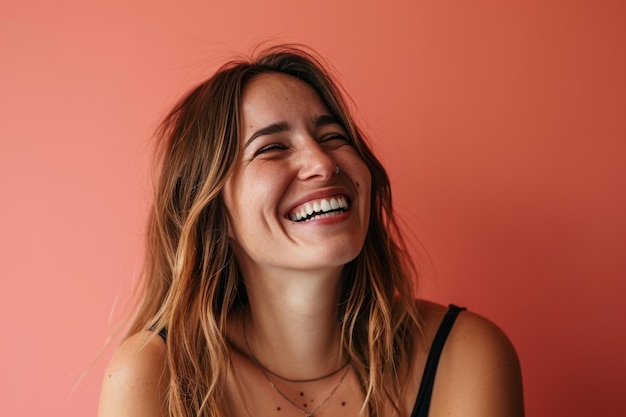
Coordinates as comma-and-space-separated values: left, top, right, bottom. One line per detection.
127, 44, 420, 416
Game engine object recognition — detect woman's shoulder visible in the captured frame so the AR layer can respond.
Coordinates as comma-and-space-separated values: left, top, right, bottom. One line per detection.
98, 330, 169, 417
416, 299, 517, 355
414, 299, 525, 417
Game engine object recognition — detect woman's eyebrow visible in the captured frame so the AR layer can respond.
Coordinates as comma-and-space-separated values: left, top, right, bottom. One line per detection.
244, 121, 290, 148
313, 114, 342, 128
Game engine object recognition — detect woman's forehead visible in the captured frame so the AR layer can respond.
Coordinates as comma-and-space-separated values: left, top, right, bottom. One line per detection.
240, 73, 331, 128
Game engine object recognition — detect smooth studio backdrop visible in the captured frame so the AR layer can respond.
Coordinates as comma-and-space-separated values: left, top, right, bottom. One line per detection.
1, 1, 624, 416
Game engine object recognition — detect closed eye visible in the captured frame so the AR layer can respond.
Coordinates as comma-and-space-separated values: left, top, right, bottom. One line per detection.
320, 132, 348, 141
319, 132, 349, 150
255, 142, 288, 156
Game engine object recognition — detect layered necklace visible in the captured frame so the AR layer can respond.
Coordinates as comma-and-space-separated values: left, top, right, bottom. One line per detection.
243, 320, 350, 417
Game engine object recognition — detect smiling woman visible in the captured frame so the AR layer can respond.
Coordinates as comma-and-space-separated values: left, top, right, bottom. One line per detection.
223, 72, 372, 277
98, 45, 524, 417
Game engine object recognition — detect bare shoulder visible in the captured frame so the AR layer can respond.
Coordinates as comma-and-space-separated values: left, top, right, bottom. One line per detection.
416, 300, 525, 417
98, 330, 169, 417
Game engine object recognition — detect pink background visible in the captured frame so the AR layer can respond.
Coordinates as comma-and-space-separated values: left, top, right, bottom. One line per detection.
1, 1, 624, 416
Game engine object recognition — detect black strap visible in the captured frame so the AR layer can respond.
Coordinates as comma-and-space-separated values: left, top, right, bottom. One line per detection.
410, 304, 466, 417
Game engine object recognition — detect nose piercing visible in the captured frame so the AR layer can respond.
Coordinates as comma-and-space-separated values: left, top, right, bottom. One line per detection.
334, 165, 340, 175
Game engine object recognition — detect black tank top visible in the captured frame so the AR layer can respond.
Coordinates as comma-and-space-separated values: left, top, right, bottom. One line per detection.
156, 304, 466, 417
410, 304, 466, 417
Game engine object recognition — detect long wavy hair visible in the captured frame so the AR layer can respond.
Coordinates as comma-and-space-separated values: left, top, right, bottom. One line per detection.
126, 44, 421, 417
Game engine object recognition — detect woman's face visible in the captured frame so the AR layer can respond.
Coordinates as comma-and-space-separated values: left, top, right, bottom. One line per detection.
222, 72, 371, 279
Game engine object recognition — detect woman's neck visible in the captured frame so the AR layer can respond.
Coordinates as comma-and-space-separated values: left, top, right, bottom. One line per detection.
240, 267, 346, 380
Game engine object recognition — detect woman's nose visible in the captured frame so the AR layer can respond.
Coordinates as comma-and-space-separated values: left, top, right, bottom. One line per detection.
296, 140, 337, 181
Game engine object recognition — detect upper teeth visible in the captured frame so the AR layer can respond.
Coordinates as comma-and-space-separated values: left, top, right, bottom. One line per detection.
289, 197, 348, 222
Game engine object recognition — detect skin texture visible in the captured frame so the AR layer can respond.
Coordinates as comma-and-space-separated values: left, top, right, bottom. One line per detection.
99, 73, 524, 417
222, 73, 373, 385
222, 73, 372, 282
99, 304, 524, 417
99, 331, 169, 417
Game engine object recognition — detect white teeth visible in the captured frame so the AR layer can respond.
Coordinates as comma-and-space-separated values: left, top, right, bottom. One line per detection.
289, 196, 350, 222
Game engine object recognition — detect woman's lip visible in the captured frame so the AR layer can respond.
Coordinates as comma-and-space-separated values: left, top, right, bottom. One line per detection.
284, 187, 352, 217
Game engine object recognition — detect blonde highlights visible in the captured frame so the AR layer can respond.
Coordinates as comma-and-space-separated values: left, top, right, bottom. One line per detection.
127, 45, 420, 416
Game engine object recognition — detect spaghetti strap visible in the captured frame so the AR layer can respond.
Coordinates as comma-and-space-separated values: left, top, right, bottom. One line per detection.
410, 304, 466, 417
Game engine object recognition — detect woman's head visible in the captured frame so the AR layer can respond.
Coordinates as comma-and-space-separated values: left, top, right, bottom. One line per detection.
222, 71, 373, 279
149, 45, 393, 310
132, 44, 418, 416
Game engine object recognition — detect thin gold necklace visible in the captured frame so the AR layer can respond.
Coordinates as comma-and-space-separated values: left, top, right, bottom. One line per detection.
242, 319, 350, 417
263, 360, 349, 383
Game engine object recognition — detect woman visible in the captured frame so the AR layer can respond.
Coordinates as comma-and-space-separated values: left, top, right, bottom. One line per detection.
99, 45, 524, 417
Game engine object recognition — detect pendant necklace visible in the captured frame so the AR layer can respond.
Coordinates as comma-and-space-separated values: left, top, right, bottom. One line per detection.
243, 319, 350, 417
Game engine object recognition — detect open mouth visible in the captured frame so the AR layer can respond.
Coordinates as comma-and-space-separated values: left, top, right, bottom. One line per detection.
288, 196, 349, 222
